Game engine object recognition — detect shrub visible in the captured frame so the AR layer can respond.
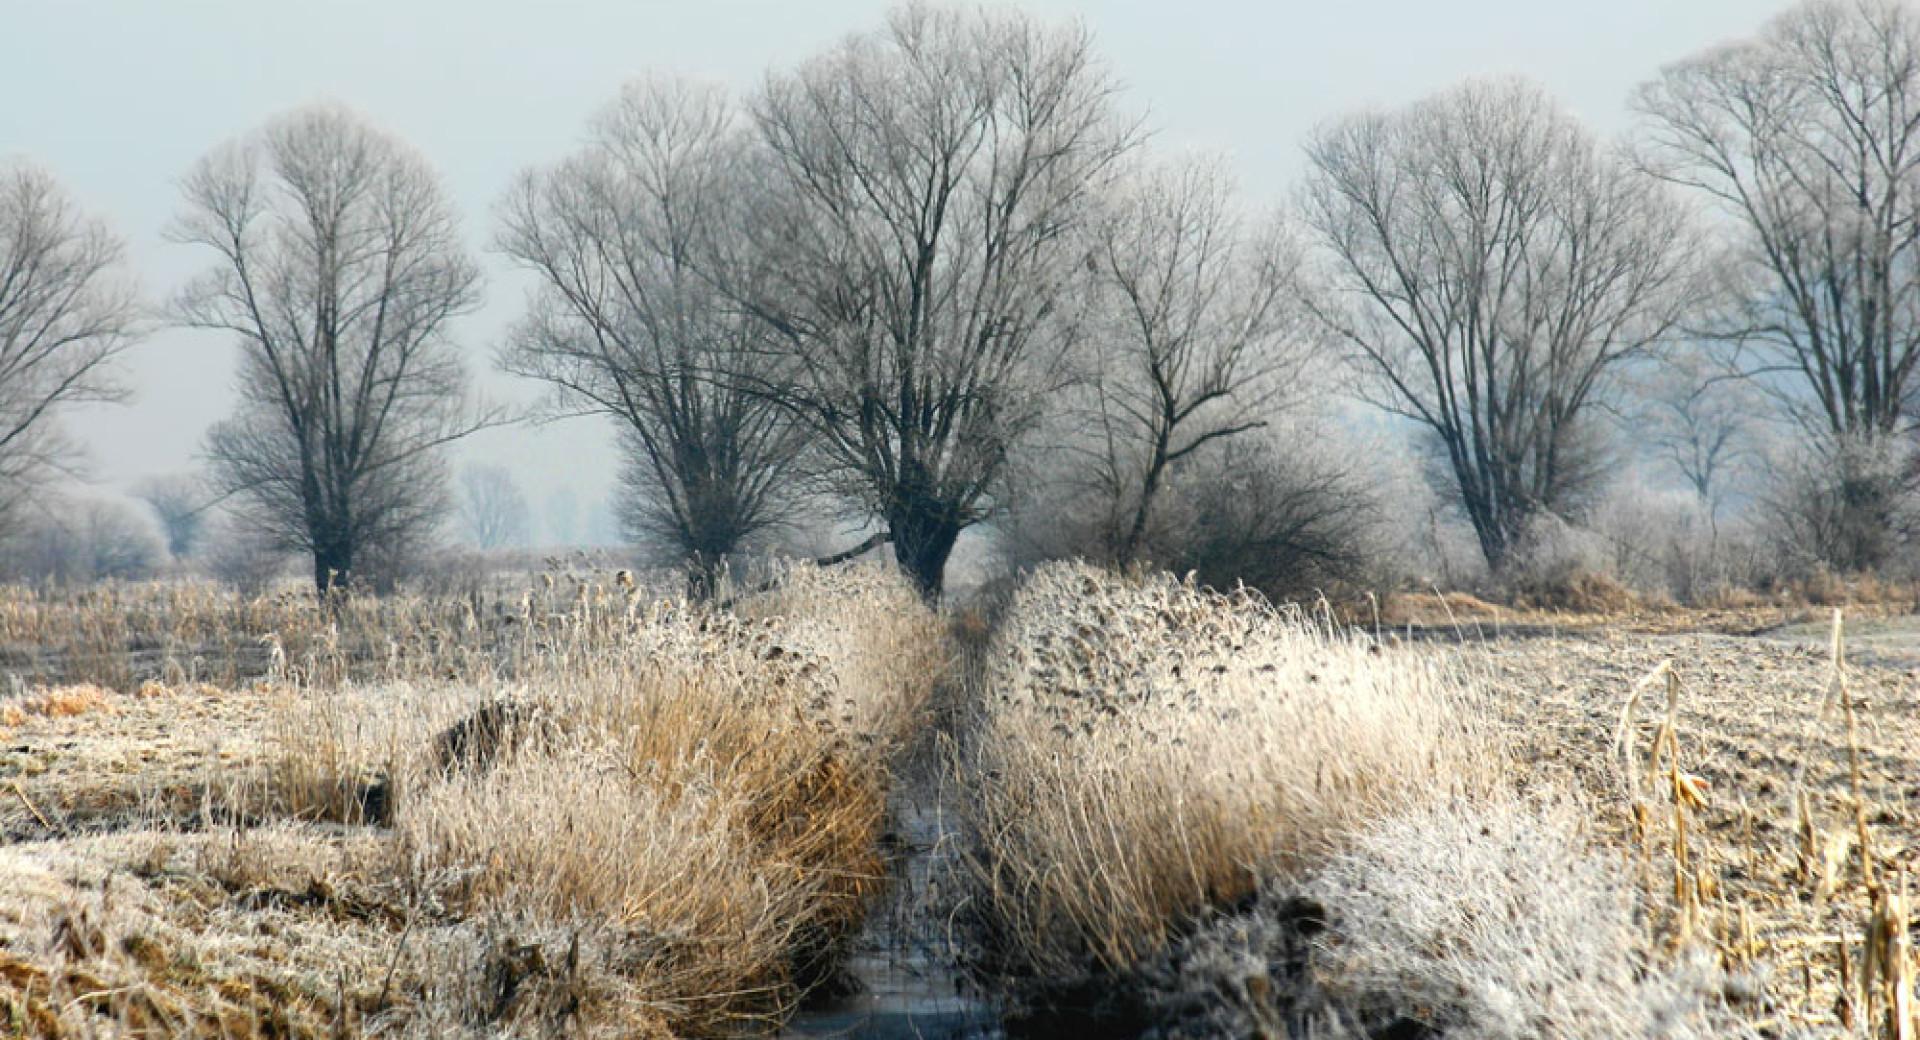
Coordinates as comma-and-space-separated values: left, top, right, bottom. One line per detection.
1300, 796, 1758, 1040
1153, 439, 1383, 603
1761, 433, 1920, 577
197, 510, 292, 594
998, 433, 1384, 605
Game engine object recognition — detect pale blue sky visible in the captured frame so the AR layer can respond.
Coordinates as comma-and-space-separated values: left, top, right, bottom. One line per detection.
0, 0, 1783, 535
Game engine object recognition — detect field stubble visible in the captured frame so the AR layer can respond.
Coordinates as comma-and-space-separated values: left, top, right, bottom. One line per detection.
1468, 614, 1920, 1036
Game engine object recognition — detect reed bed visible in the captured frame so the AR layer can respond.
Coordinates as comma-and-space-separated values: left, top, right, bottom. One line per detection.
0, 569, 677, 693
0, 561, 948, 1038
954, 564, 1793, 1038
958, 563, 1496, 998
8, 557, 1913, 1037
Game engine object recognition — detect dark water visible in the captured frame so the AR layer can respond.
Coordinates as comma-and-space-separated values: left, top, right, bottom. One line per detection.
782, 797, 1003, 1040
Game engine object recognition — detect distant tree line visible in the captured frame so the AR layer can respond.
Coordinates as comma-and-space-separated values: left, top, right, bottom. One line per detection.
5, 0, 1920, 601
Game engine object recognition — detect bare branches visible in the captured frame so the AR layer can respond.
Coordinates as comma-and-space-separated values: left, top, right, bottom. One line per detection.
1302, 78, 1699, 570
1083, 155, 1313, 560
132, 473, 212, 559
0, 163, 143, 530
747, 4, 1135, 598
497, 76, 809, 578
457, 463, 530, 550
1636, 0, 1920, 570
1636, 0, 1920, 441
172, 105, 487, 592
1629, 346, 1764, 516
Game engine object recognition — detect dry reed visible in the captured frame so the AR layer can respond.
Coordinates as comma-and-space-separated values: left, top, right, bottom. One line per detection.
0, 561, 948, 1038
959, 563, 1494, 991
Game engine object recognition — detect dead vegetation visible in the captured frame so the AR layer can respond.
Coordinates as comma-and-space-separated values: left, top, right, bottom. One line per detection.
1377, 569, 1920, 637
0, 562, 948, 1038
953, 563, 1920, 1039
1471, 610, 1920, 1038
8, 559, 1920, 1038
956, 563, 1498, 1020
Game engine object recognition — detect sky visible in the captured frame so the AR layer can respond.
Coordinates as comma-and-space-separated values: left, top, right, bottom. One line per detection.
0, 0, 1786, 543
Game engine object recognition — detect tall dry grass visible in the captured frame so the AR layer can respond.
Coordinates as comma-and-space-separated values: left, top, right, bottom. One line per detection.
0, 567, 684, 693
958, 563, 1495, 994
0, 561, 949, 1038
300, 561, 944, 1035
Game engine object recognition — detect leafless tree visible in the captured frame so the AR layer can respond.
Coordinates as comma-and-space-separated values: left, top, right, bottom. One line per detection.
171, 105, 489, 593
132, 472, 211, 558
498, 77, 808, 582
1631, 348, 1761, 517
1634, 0, 1920, 569
0, 164, 142, 532
1077, 156, 1312, 561
457, 462, 530, 550
2, 493, 164, 585
1301, 78, 1699, 571
745, 4, 1135, 600
199, 507, 290, 593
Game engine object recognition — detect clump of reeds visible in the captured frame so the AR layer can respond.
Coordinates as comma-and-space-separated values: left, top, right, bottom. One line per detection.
958, 562, 1494, 1000
279, 560, 944, 1035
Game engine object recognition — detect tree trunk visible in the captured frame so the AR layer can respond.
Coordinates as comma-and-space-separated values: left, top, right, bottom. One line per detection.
1117, 438, 1171, 563
1467, 505, 1515, 576
312, 536, 353, 595
889, 503, 963, 604
686, 553, 722, 602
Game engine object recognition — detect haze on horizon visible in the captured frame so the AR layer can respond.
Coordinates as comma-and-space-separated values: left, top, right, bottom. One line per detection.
0, 0, 1783, 543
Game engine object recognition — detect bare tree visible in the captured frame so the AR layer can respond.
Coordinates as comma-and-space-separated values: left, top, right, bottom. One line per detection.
1634, 0, 1920, 569
745, 4, 1134, 600
2, 493, 164, 585
171, 105, 488, 593
199, 507, 290, 593
1631, 348, 1761, 517
132, 472, 211, 559
457, 462, 530, 550
498, 77, 809, 582
1078, 156, 1312, 561
1301, 78, 1698, 571
0, 164, 142, 531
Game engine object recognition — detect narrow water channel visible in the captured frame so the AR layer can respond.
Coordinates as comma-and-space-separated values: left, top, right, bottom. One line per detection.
782, 782, 1003, 1040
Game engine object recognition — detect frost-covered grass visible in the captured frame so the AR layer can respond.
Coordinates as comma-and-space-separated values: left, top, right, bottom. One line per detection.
959, 563, 1493, 990
0, 562, 948, 1038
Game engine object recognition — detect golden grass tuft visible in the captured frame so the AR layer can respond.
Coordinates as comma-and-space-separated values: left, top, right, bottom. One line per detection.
3, 683, 119, 726
1510, 567, 1643, 614
273, 561, 941, 1036
959, 563, 1495, 986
